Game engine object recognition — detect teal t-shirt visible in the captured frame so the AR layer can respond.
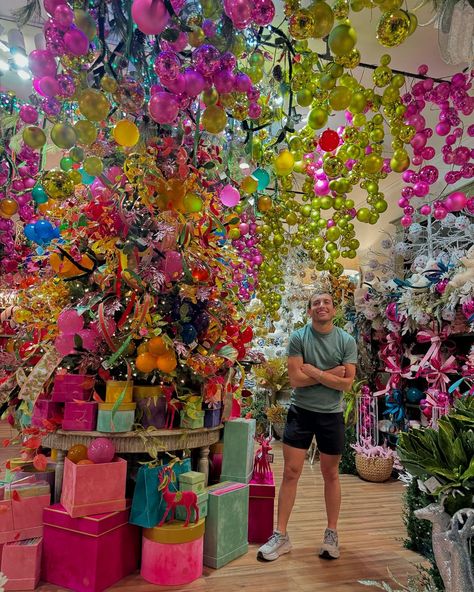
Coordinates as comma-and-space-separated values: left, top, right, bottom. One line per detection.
287, 324, 358, 413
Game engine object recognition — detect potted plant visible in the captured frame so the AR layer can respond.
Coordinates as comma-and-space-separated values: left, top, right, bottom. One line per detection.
253, 358, 290, 405
352, 437, 400, 483
265, 403, 288, 440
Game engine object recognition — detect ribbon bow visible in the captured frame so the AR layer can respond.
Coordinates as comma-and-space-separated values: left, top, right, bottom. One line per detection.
415, 327, 451, 378
374, 355, 414, 397
384, 390, 405, 423
422, 354, 458, 392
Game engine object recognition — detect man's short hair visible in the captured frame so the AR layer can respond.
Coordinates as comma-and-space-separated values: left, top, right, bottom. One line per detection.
307, 291, 335, 309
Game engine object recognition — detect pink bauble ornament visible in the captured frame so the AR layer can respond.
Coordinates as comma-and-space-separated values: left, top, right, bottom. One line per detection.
87, 438, 116, 464
400, 215, 412, 227
28, 49, 57, 78
44, 0, 66, 16
220, 184, 241, 207
148, 92, 179, 124
19, 104, 38, 124
131, 0, 170, 35
53, 4, 74, 30
251, 0, 275, 25
64, 28, 89, 56
433, 206, 447, 220
37, 76, 60, 97
57, 309, 84, 334
54, 333, 76, 356
444, 191, 467, 212
183, 68, 205, 96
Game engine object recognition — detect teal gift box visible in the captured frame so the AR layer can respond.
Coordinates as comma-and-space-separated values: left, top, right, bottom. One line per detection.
179, 471, 206, 493
203, 481, 249, 569
180, 410, 204, 429
220, 418, 256, 484
97, 402, 136, 433
175, 490, 208, 523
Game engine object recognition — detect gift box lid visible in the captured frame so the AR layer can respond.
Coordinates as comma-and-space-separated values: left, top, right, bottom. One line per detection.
179, 471, 205, 486
43, 503, 131, 536
143, 518, 205, 544
249, 474, 275, 497
208, 481, 247, 496
98, 402, 136, 411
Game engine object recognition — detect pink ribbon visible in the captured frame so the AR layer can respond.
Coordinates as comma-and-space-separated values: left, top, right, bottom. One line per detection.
422, 354, 458, 392
374, 355, 414, 397
415, 327, 451, 377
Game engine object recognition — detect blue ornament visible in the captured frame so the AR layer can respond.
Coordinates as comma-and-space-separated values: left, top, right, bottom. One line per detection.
79, 169, 95, 185
181, 323, 197, 345
406, 387, 423, 403
251, 168, 270, 191
35, 219, 55, 240
24, 223, 37, 242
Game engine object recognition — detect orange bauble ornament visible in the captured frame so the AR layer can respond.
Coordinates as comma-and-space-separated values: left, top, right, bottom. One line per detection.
148, 336, 169, 356
67, 444, 89, 463
155, 352, 177, 373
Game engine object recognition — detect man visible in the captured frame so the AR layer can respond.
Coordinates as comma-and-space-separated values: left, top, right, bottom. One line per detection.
257, 291, 357, 562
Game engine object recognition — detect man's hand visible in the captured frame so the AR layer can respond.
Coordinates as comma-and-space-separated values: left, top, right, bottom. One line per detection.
330, 366, 346, 378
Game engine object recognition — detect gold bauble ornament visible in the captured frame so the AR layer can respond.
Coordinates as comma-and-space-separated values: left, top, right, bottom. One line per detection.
50, 122, 77, 149
309, 1, 334, 38
328, 23, 357, 56
289, 8, 314, 40
78, 88, 110, 121
376, 10, 410, 47
42, 170, 75, 199
201, 105, 227, 134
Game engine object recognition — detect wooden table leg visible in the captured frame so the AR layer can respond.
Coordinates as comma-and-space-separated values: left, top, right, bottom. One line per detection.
54, 449, 65, 503
198, 445, 210, 485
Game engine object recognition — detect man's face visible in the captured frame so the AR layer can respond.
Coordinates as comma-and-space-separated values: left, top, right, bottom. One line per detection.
308, 293, 336, 323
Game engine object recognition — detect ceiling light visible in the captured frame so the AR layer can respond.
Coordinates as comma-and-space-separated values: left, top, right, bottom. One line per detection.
0, 58, 8, 71
17, 69, 31, 80
13, 52, 28, 68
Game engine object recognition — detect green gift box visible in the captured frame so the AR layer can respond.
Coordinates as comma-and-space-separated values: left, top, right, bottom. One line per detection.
203, 481, 249, 569
175, 490, 208, 523
179, 471, 206, 493
179, 410, 204, 429
97, 403, 136, 433
220, 418, 256, 484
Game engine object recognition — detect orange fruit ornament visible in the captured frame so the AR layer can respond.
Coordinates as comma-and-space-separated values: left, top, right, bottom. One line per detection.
67, 444, 89, 463
156, 352, 177, 373
77, 459, 95, 465
136, 352, 158, 373
148, 336, 168, 356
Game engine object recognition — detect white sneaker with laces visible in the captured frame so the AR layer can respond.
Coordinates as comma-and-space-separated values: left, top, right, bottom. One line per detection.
319, 528, 340, 559
257, 530, 292, 561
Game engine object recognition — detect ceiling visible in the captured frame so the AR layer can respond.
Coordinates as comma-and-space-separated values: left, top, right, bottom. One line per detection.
0, 1, 470, 262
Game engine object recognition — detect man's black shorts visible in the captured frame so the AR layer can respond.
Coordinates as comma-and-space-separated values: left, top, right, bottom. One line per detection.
283, 404, 345, 455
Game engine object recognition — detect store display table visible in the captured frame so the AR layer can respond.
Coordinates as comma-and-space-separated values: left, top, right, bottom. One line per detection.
43, 426, 223, 502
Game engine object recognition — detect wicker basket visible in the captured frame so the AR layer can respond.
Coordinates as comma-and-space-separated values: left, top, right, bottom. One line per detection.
355, 454, 394, 483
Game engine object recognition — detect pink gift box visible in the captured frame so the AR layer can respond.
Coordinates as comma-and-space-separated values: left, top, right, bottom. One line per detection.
31, 400, 63, 428
51, 373, 94, 402
1, 536, 42, 590
0, 493, 50, 544
248, 474, 275, 544
63, 401, 98, 431
61, 457, 127, 518
42, 504, 140, 592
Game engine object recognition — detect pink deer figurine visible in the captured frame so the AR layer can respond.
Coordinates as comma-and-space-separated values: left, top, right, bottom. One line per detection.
252, 434, 272, 483
158, 466, 199, 527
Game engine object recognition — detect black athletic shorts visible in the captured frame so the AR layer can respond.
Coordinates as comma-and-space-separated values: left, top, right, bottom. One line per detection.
283, 404, 345, 455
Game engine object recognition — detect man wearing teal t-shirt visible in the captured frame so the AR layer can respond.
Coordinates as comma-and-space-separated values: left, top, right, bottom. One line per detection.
257, 292, 357, 562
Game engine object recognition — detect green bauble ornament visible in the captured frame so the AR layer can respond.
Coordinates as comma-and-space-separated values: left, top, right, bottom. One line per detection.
328, 24, 357, 56
376, 10, 410, 47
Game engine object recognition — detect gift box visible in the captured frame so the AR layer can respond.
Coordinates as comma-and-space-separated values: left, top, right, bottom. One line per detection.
130, 458, 192, 528
63, 401, 98, 431
220, 418, 256, 484
180, 410, 204, 429
42, 504, 140, 592
60, 456, 127, 518
97, 401, 136, 433
179, 471, 206, 493
248, 474, 275, 544
12, 463, 56, 502
51, 373, 94, 403
4, 459, 33, 483
1, 536, 42, 590
105, 380, 133, 404
204, 404, 222, 428
0, 482, 50, 544
31, 400, 63, 428
136, 395, 166, 429
175, 490, 208, 523
133, 385, 162, 401
141, 519, 205, 585
203, 481, 249, 569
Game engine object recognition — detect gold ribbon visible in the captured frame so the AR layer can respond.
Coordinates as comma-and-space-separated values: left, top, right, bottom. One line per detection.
143, 518, 205, 544
18, 346, 63, 409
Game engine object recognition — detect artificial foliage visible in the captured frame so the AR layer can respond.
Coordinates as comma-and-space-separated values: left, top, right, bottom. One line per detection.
339, 424, 357, 475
